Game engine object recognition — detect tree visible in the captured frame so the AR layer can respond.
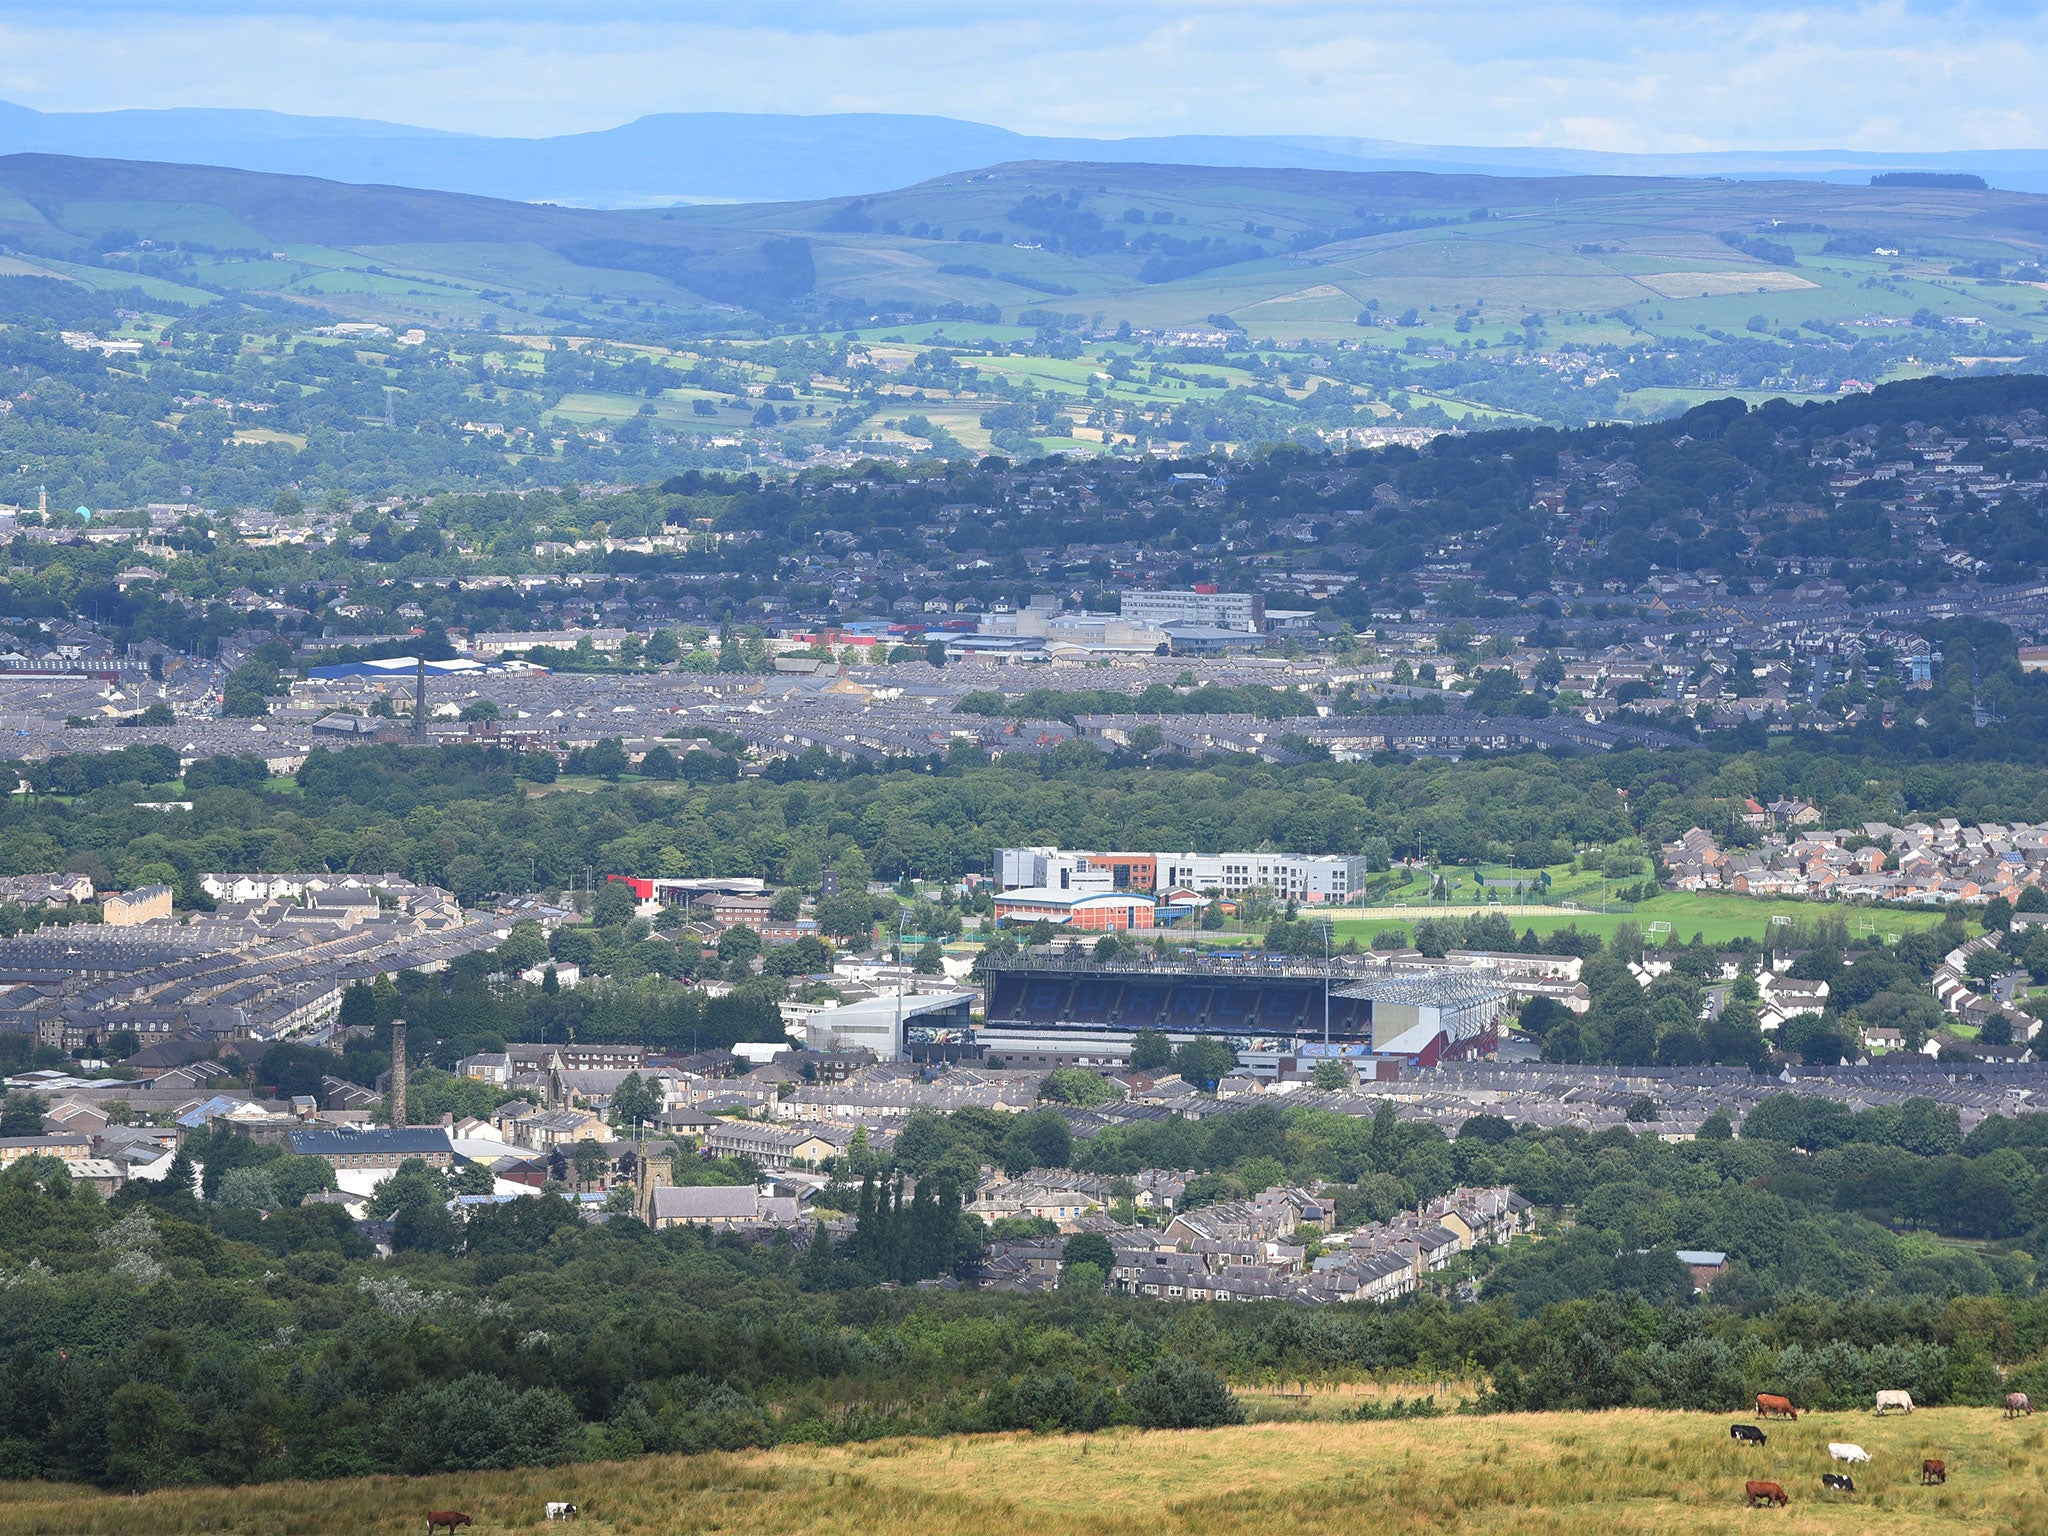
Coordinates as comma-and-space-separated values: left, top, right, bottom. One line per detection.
1039, 1067, 1115, 1107
913, 938, 945, 974
1171, 1035, 1237, 1089
591, 881, 638, 927
260, 1154, 333, 1207
1129, 1028, 1171, 1071
584, 737, 630, 779
718, 924, 763, 968
639, 745, 680, 780
105, 1381, 195, 1490
366, 1156, 448, 1219
1966, 947, 2008, 984
0, 1092, 45, 1136
1061, 1260, 1105, 1293
1517, 996, 1569, 1038
611, 1071, 661, 1127
338, 979, 377, 1030
1001, 1109, 1073, 1174
1311, 1059, 1350, 1091
570, 1138, 610, 1189
1063, 1231, 1116, 1270
215, 1166, 280, 1211
926, 640, 947, 667
763, 934, 832, 976
1124, 1356, 1243, 1429
451, 1161, 497, 1196
816, 895, 878, 946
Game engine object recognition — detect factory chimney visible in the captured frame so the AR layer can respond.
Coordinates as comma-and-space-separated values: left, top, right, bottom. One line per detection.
390, 1018, 408, 1126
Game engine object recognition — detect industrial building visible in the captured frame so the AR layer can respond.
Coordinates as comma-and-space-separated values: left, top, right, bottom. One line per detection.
802, 988, 978, 1061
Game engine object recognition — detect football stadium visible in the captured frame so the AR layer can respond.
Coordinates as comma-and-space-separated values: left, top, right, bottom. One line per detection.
977, 958, 1503, 1078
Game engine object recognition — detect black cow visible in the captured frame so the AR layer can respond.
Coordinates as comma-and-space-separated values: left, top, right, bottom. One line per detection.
1822, 1473, 1856, 1494
1730, 1423, 1767, 1445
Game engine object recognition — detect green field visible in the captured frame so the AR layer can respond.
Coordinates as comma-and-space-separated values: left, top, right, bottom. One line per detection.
1323, 887, 1953, 949
0, 1408, 2034, 1536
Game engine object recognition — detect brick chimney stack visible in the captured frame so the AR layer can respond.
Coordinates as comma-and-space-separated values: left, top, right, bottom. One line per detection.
390, 1018, 408, 1126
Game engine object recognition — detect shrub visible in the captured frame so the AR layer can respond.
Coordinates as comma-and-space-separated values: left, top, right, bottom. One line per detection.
1123, 1356, 1243, 1429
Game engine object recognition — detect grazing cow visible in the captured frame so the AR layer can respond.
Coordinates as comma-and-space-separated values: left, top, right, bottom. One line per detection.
1729, 1423, 1767, 1445
1827, 1443, 1871, 1464
1821, 1473, 1855, 1494
1874, 1389, 1914, 1415
427, 1516, 472, 1536
1755, 1393, 1798, 1419
546, 1504, 580, 1521
1745, 1480, 1789, 1508
2007, 1392, 2033, 1418
1922, 1459, 1946, 1485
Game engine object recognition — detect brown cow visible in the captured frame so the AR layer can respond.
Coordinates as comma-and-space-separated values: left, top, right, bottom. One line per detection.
1922, 1459, 1946, 1485
2006, 1392, 2033, 1418
427, 1515, 472, 1536
1755, 1393, 1798, 1419
1745, 1480, 1789, 1507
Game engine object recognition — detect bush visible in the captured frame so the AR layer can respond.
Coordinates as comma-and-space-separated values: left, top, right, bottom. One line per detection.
378, 1374, 581, 1473
1123, 1356, 1243, 1429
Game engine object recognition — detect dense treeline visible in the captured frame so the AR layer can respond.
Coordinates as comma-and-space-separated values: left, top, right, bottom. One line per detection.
8, 1088, 2048, 1487
12, 727, 2048, 908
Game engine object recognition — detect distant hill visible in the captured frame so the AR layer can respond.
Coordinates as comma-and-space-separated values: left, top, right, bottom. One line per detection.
6, 151, 2048, 341
4, 100, 2048, 205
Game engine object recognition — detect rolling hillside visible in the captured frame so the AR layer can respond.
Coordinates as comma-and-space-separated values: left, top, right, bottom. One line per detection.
6, 151, 2048, 347
0, 1409, 2035, 1536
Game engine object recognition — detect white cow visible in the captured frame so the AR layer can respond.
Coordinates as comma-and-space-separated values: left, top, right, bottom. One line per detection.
545, 1504, 579, 1521
1874, 1389, 1914, 1414
1828, 1443, 1871, 1464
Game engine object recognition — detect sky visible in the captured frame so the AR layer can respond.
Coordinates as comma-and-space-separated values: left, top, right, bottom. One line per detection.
0, 0, 2044, 151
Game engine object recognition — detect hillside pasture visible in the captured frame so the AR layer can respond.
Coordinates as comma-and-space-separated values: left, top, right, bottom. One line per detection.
0, 1409, 2035, 1536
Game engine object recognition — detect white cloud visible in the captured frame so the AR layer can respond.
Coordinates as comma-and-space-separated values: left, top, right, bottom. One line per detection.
0, 2, 2040, 151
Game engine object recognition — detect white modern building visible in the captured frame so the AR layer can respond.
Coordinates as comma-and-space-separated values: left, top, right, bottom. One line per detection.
994, 846, 1367, 904
1118, 589, 1265, 633
1154, 852, 1365, 904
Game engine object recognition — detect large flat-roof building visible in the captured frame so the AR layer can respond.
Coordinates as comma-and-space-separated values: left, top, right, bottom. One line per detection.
995, 846, 1365, 904
802, 989, 978, 1061
1119, 589, 1264, 633
992, 887, 1156, 931
286, 1126, 454, 1170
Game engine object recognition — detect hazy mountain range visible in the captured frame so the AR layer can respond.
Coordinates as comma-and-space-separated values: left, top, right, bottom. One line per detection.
2, 100, 2046, 207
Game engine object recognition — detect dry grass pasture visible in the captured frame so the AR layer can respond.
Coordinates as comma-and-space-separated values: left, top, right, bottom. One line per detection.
0, 1407, 2043, 1536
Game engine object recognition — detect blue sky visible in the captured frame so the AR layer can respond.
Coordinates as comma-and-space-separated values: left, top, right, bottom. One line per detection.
0, 1, 2042, 150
